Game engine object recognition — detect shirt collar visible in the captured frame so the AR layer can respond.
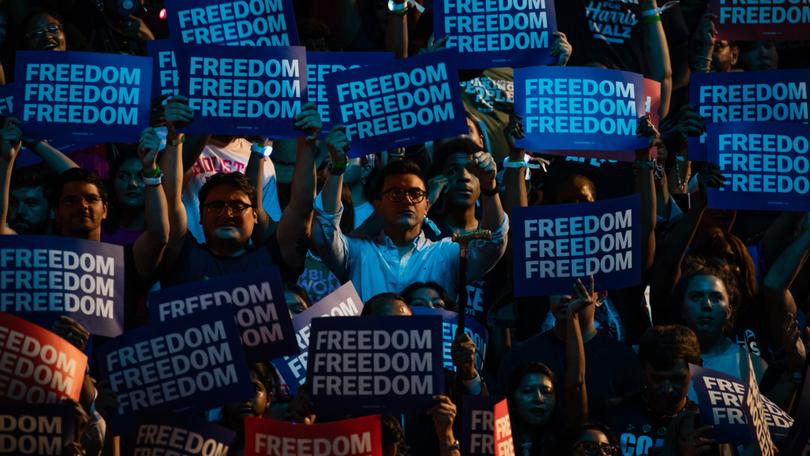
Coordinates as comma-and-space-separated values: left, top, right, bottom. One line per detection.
375, 230, 429, 251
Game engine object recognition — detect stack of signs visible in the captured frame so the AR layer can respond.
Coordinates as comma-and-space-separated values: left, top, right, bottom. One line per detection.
494, 399, 515, 456
0, 312, 87, 404
325, 50, 468, 157
707, 122, 810, 212
0, 236, 124, 337
411, 306, 488, 374
689, 362, 788, 453
96, 307, 254, 431
511, 195, 641, 296
306, 51, 395, 130
245, 415, 383, 456
689, 70, 810, 161
307, 315, 444, 415
433, 0, 557, 68
166, 0, 299, 46
711, 0, 810, 41
149, 268, 298, 362
147, 40, 179, 100
13, 51, 152, 143
461, 396, 502, 455
176, 45, 307, 138
132, 411, 236, 455
515, 66, 648, 161
273, 282, 364, 397
0, 403, 76, 456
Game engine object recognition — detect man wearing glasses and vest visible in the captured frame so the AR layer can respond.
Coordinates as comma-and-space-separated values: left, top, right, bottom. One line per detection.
312, 126, 509, 302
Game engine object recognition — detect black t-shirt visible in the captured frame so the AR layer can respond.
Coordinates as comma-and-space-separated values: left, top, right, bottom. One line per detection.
603, 394, 682, 456
555, 0, 649, 74
160, 234, 302, 287
498, 331, 643, 422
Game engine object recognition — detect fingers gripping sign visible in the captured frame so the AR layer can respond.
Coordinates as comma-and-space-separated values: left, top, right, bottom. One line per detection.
467, 151, 497, 192
295, 102, 323, 141
0, 117, 23, 162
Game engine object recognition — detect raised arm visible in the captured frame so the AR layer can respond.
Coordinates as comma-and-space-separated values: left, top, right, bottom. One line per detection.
276, 103, 320, 271
502, 114, 528, 216
311, 126, 352, 281
642, 0, 673, 119
564, 278, 593, 429
159, 96, 194, 268
762, 220, 810, 346
132, 128, 170, 277
636, 117, 659, 276
27, 141, 78, 174
0, 120, 22, 235
246, 141, 277, 243
466, 151, 508, 281
386, 0, 408, 58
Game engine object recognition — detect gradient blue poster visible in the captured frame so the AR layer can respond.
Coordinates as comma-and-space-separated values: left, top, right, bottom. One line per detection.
434, 0, 557, 68
708, 122, 810, 212
166, 0, 299, 46
325, 50, 467, 157
511, 195, 641, 296
176, 44, 306, 137
515, 66, 647, 154
690, 70, 810, 161
14, 51, 152, 143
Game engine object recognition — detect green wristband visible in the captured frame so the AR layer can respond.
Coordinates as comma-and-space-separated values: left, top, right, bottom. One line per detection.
143, 165, 162, 178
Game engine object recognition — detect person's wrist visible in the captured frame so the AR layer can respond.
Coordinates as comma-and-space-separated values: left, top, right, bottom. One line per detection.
481, 180, 498, 196
142, 165, 161, 178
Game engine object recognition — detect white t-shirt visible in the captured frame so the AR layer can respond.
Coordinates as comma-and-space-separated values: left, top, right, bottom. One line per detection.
183, 138, 281, 243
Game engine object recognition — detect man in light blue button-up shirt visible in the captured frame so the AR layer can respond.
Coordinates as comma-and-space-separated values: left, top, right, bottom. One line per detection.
312, 127, 509, 302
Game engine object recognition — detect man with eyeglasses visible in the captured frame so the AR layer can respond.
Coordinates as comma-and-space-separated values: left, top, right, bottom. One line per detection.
158, 99, 320, 286
311, 126, 508, 302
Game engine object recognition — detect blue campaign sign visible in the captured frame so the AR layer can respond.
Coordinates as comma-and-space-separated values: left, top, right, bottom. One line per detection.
325, 50, 468, 157
133, 411, 236, 455
166, 0, 299, 46
0, 404, 76, 455
689, 364, 752, 446
176, 44, 306, 137
307, 315, 444, 416
511, 195, 641, 297
0, 235, 124, 337
515, 66, 647, 154
411, 307, 488, 374
0, 85, 84, 168
272, 282, 364, 397
13, 51, 152, 143
307, 51, 395, 129
96, 307, 253, 432
148, 268, 298, 362
689, 70, 810, 161
434, 0, 557, 69
461, 396, 501, 456
147, 40, 179, 100
707, 122, 810, 212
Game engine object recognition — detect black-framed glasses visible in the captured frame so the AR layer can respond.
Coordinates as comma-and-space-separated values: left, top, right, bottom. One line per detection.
381, 188, 427, 203
573, 441, 619, 456
26, 24, 63, 40
203, 201, 253, 215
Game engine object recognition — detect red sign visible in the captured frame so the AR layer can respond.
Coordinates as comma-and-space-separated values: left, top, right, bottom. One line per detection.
712, 0, 810, 41
244, 415, 383, 456
494, 399, 515, 456
0, 312, 87, 403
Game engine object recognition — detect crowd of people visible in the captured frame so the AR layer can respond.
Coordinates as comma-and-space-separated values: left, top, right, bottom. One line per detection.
1, 0, 810, 455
